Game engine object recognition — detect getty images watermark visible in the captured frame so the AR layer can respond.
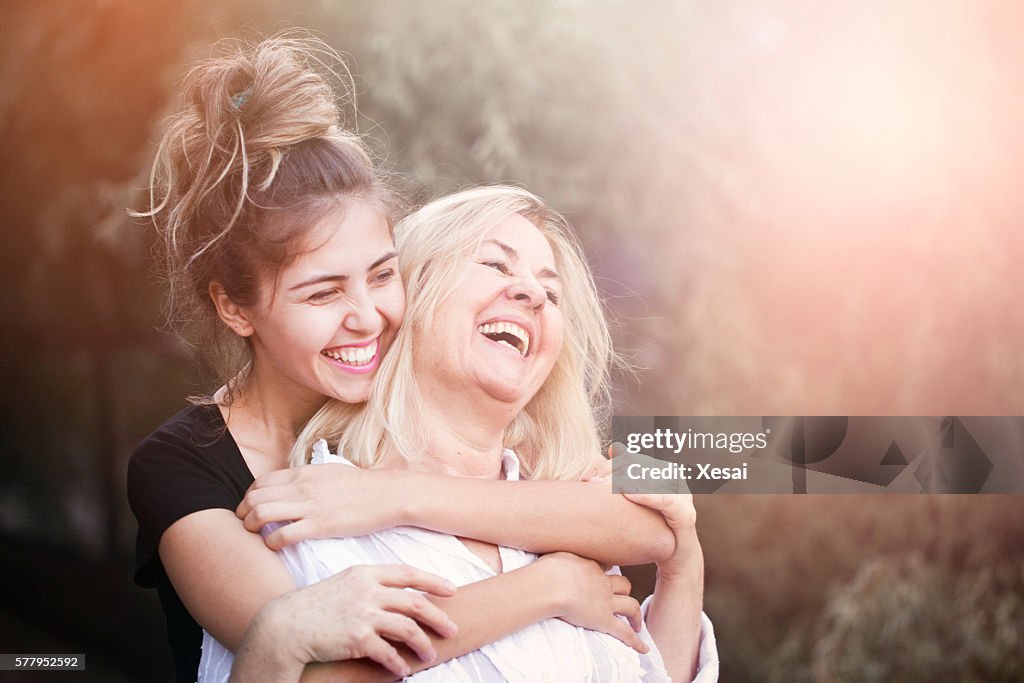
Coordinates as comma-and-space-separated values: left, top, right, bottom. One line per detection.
609, 417, 1024, 494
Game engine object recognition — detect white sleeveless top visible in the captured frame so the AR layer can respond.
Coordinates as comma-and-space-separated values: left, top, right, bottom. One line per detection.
198, 441, 719, 682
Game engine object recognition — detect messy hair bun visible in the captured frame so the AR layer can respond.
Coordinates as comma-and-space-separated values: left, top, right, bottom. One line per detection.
135, 32, 393, 403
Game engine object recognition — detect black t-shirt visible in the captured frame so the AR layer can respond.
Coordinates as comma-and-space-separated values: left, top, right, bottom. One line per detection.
127, 403, 255, 683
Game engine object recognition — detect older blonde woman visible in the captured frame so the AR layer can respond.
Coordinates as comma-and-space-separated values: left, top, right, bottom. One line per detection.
210, 186, 717, 681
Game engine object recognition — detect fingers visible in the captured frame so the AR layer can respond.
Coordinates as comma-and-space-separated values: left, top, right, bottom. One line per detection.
240, 501, 304, 532
588, 453, 615, 481
613, 594, 644, 632
236, 484, 289, 521
237, 466, 324, 518
236, 488, 265, 522
608, 574, 632, 596
374, 612, 437, 664
262, 520, 316, 550
622, 492, 697, 528
620, 492, 670, 511
605, 616, 649, 654
361, 635, 411, 678
372, 565, 458, 597
378, 586, 458, 639
585, 443, 628, 482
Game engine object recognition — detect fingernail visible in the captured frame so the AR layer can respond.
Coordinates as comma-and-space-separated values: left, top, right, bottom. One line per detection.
447, 620, 459, 636
420, 649, 436, 663
443, 580, 457, 593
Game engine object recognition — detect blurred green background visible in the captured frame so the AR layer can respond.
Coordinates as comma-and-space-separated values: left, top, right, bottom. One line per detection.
1, 1, 1022, 681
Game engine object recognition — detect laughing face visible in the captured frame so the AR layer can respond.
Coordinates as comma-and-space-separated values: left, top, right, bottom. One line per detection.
244, 201, 404, 405
415, 213, 564, 410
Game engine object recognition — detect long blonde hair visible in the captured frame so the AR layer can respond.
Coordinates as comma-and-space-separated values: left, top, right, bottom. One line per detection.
293, 186, 617, 481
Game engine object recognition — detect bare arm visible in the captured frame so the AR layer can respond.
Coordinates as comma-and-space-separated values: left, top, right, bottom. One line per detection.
234, 553, 647, 683
622, 493, 705, 683
162, 510, 647, 681
239, 464, 676, 566
406, 476, 675, 565
643, 531, 704, 683
161, 510, 455, 675
161, 509, 298, 651
242, 562, 564, 683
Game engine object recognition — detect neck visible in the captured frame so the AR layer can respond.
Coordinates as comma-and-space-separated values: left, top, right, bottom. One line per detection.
220, 358, 326, 469
402, 395, 512, 479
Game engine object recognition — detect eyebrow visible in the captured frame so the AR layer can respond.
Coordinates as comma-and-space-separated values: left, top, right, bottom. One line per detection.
483, 239, 560, 281
288, 251, 398, 291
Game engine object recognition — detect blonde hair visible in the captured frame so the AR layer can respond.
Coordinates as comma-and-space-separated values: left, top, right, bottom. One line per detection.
293, 186, 617, 481
134, 32, 393, 404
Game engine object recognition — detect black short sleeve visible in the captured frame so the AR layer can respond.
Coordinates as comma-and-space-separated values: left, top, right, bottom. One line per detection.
127, 403, 254, 586
127, 404, 255, 682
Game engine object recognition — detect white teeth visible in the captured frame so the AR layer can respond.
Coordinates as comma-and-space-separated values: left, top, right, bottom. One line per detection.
322, 339, 378, 366
476, 322, 531, 356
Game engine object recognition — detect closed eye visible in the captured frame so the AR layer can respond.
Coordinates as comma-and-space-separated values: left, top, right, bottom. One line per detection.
545, 289, 561, 306
307, 289, 340, 304
373, 268, 396, 284
481, 260, 512, 275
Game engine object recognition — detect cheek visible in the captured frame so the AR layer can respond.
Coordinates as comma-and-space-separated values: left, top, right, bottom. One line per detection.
544, 312, 565, 357
267, 308, 335, 350
378, 285, 407, 329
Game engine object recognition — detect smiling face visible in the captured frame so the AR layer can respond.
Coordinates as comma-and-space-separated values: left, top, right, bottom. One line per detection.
414, 213, 564, 411
243, 201, 404, 405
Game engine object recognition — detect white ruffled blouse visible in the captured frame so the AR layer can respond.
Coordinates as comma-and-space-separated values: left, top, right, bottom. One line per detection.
198, 441, 719, 682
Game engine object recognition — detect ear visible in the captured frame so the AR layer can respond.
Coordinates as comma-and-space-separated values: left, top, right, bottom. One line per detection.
209, 281, 256, 337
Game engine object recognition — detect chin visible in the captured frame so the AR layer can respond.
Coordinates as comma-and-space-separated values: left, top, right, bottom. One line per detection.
481, 377, 542, 408
326, 383, 372, 404
478, 381, 526, 405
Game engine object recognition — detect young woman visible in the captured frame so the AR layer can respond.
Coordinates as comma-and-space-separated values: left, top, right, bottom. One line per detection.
128, 35, 686, 683
201, 186, 715, 682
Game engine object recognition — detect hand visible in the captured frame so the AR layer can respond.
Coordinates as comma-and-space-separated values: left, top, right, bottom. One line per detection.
234, 564, 458, 680
236, 465, 413, 549
622, 494, 705, 683
583, 447, 616, 483
583, 442, 631, 483
620, 492, 699, 580
535, 552, 648, 654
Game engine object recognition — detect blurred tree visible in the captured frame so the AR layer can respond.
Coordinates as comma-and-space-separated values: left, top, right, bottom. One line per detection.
812, 556, 1024, 683
0, 0, 197, 554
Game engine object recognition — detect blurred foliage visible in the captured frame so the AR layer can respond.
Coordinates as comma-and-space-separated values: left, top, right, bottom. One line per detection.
812, 556, 1023, 682
1, 1, 1023, 681
698, 494, 1024, 682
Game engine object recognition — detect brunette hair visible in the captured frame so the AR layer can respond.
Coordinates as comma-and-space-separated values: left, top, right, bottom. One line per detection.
135, 32, 392, 403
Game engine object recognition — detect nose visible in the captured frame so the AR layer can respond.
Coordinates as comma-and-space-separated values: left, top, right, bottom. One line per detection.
507, 274, 547, 310
342, 285, 383, 334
